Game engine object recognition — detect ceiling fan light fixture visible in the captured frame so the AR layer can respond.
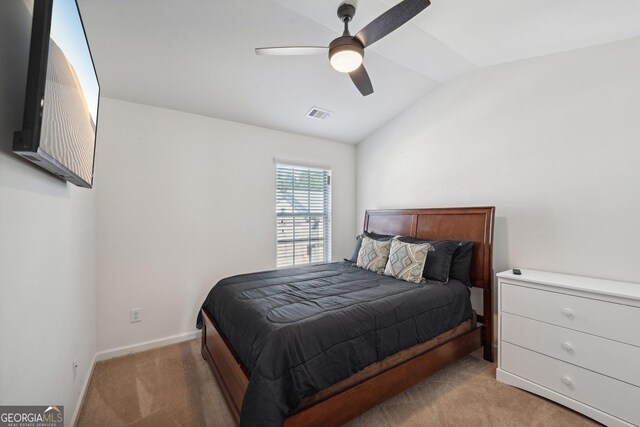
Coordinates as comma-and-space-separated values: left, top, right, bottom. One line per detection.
330, 48, 363, 73
328, 38, 364, 73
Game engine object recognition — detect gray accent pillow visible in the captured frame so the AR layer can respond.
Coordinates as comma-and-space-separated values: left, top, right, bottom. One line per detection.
450, 241, 474, 285
384, 237, 433, 284
346, 235, 363, 263
356, 236, 391, 274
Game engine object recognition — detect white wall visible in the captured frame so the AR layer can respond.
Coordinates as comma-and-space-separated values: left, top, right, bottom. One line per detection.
0, 1, 96, 424
95, 98, 356, 352
357, 36, 640, 285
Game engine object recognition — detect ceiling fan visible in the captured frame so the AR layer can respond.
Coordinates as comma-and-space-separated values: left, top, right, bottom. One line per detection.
255, 0, 431, 96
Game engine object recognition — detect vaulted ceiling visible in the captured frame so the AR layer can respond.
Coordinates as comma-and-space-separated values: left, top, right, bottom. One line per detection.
78, 0, 640, 144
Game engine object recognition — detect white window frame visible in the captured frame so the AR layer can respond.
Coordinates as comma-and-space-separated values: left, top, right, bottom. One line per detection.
275, 162, 332, 268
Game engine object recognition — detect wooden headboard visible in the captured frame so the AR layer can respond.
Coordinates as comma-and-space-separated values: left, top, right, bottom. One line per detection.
364, 206, 496, 360
364, 206, 495, 288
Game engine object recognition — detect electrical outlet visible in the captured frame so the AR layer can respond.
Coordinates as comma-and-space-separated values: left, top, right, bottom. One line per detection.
130, 307, 142, 323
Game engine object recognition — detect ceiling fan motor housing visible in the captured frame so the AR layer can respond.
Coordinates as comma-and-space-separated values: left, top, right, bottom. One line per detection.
328, 36, 364, 62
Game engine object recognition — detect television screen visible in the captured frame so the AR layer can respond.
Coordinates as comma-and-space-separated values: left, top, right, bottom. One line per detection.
13, 0, 100, 188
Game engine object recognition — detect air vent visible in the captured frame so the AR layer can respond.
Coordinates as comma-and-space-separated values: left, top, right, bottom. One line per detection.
306, 107, 332, 120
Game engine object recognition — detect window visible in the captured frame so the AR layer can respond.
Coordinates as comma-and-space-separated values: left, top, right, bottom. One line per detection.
276, 163, 331, 267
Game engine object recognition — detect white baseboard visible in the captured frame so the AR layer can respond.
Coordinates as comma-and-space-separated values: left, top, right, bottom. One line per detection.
71, 352, 96, 427
95, 330, 200, 362
69, 330, 200, 425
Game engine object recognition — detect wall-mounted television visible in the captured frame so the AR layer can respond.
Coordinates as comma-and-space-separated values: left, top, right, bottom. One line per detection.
13, 0, 100, 188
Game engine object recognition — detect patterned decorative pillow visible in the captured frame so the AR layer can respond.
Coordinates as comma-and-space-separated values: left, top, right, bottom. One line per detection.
356, 236, 392, 274
345, 232, 394, 263
384, 237, 433, 284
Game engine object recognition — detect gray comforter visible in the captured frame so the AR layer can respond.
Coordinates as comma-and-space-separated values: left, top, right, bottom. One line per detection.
196, 261, 472, 426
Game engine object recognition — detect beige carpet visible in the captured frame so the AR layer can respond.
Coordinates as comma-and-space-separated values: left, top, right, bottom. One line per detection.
77, 339, 598, 427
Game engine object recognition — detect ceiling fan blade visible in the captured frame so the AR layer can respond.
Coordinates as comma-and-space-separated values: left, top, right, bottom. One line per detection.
349, 65, 374, 96
255, 46, 328, 56
355, 0, 430, 48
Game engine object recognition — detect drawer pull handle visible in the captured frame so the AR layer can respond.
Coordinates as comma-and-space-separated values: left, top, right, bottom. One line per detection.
561, 342, 573, 351
561, 307, 573, 317
561, 376, 572, 386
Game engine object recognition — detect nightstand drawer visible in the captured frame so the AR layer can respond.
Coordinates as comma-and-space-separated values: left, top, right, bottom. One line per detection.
502, 313, 640, 387
501, 283, 640, 347
501, 342, 640, 426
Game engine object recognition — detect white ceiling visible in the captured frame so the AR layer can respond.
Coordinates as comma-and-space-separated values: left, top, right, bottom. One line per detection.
78, 0, 640, 144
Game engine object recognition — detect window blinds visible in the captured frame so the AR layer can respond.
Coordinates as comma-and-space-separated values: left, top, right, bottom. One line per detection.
276, 163, 331, 267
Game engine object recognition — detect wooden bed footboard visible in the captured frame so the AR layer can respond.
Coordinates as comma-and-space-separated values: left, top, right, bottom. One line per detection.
201, 308, 483, 427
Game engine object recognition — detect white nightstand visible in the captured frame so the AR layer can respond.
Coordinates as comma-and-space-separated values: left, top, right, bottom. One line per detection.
496, 269, 640, 427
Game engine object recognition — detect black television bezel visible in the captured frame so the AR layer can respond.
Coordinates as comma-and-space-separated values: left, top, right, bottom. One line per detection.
13, 0, 100, 189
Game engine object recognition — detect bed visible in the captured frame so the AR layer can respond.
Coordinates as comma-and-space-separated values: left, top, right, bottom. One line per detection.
198, 207, 495, 426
